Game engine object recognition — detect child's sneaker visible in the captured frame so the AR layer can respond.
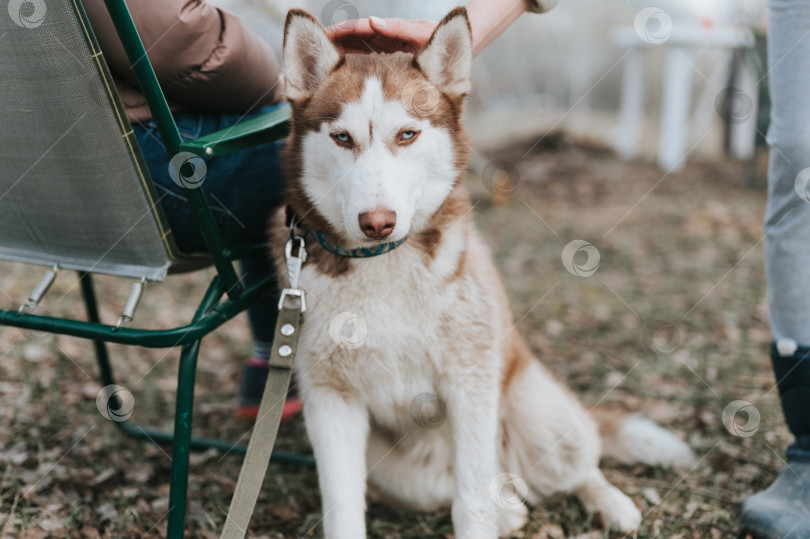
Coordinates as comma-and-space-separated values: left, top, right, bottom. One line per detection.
235, 357, 302, 421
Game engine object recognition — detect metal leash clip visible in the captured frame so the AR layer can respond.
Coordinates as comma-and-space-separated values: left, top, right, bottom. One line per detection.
279, 236, 307, 312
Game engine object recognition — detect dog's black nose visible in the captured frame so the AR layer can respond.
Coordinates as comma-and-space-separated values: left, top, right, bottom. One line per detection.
359, 210, 396, 239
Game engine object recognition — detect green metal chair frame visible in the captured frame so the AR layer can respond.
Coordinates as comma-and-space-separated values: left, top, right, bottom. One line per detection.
0, 1, 312, 537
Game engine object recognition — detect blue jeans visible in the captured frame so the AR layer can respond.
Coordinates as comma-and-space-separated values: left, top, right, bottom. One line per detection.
133, 106, 285, 343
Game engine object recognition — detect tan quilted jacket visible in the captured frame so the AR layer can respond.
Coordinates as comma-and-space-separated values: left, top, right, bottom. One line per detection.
83, 0, 284, 123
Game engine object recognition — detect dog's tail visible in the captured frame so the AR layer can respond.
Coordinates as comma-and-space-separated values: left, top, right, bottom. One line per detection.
591, 406, 695, 468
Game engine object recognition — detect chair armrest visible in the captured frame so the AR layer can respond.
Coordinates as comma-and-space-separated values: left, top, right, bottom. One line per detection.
179, 104, 291, 158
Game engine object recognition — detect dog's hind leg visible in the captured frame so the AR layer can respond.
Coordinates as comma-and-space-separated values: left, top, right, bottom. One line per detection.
500, 359, 602, 500
499, 358, 641, 532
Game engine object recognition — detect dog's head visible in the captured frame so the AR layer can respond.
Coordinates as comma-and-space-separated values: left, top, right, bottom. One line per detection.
282, 8, 472, 246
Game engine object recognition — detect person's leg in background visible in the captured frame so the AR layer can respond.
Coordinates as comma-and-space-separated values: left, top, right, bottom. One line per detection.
133, 106, 300, 420
740, 0, 810, 536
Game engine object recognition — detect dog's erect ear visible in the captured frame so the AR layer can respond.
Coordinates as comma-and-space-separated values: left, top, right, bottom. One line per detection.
283, 9, 342, 102
415, 7, 473, 98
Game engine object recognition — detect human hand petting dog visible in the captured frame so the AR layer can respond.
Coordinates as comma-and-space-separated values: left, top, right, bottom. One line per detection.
326, 0, 552, 57
326, 17, 436, 54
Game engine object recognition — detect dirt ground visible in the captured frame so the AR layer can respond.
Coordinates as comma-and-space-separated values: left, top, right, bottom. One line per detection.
0, 135, 789, 538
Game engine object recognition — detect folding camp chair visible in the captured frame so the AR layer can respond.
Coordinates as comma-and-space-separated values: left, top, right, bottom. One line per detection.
0, 1, 311, 536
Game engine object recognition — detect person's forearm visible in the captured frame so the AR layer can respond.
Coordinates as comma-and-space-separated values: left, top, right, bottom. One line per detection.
466, 0, 531, 56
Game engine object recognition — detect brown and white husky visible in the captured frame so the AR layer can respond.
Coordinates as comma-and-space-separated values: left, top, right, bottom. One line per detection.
271, 8, 694, 538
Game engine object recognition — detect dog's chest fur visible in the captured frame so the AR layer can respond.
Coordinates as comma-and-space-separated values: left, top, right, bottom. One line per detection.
293, 215, 505, 433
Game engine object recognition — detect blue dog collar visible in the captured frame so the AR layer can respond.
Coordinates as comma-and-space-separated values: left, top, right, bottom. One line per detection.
307, 228, 407, 258
285, 207, 407, 258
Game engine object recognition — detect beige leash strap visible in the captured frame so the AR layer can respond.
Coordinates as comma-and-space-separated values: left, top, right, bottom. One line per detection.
221, 236, 307, 539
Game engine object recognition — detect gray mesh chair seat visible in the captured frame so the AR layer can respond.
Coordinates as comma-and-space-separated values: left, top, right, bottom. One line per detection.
0, 0, 199, 281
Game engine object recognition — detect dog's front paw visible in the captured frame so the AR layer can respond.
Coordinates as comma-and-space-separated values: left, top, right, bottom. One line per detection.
498, 502, 528, 537
598, 490, 642, 532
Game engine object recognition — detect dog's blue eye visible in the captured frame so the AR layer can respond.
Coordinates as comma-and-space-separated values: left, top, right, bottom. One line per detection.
333, 132, 350, 143
401, 130, 416, 140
